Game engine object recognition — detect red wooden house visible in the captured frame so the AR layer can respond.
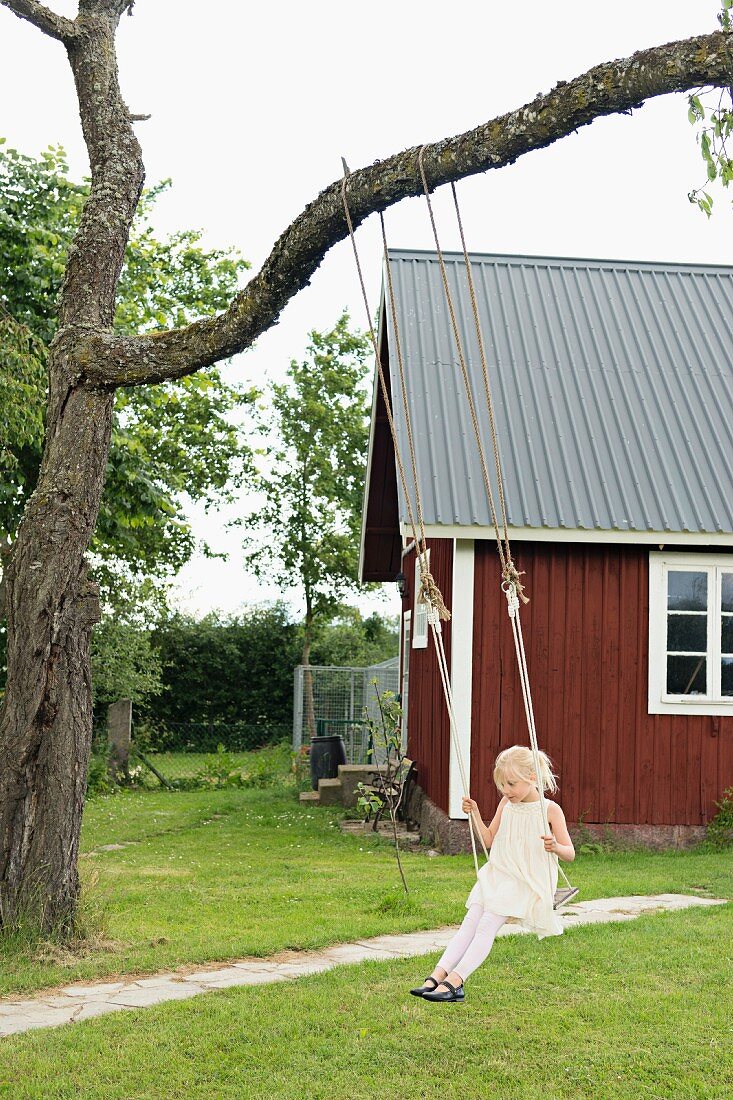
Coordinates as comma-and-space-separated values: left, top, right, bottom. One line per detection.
360, 250, 733, 848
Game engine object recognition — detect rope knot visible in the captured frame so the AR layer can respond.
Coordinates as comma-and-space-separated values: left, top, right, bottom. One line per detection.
418, 568, 451, 622
502, 560, 529, 604
503, 584, 520, 619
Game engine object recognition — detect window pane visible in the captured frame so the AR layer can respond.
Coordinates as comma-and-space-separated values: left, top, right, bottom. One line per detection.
723, 573, 733, 613
667, 655, 707, 695
667, 614, 707, 653
722, 658, 733, 697
722, 615, 733, 655
667, 571, 707, 611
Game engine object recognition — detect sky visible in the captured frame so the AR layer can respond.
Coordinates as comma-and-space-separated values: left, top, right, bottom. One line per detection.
1, 0, 730, 620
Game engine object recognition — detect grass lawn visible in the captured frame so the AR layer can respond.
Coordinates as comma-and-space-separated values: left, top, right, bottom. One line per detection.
0, 751, 730, 1097
0, 903, 731, 1098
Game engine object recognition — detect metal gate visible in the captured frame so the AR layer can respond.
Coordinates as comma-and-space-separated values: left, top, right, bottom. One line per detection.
292, 657, 399, 763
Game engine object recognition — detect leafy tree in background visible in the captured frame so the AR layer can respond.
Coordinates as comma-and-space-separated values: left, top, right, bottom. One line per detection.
311, 608, 398, 669
148, 606, 301, 746
0, 142, 255, 604
91, 618, 163, 713
243, 313, 372, 734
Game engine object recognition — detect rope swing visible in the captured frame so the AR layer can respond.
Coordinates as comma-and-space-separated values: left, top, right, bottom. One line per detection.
341, 154, 577, 909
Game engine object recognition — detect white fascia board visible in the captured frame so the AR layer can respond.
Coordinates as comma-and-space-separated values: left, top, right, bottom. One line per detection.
449, 540, 474, 820
400, 523, 733, 548
358, 284, 388, 584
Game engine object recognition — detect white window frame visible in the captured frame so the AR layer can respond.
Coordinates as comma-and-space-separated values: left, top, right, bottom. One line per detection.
648, 551, 733, 716
412, 550, 430, 649
400, 611, 411, 750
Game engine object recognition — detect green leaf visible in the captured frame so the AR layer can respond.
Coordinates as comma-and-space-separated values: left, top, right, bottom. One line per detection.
0, 141, 255, 610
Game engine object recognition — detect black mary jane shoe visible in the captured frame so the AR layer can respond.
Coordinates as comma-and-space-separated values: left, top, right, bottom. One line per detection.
422, 979, 465, 1003
409, 977, 439, 997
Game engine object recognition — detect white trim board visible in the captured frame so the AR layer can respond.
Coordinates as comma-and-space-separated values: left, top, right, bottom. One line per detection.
400, 523, 733, 547
449, 540, 474, 820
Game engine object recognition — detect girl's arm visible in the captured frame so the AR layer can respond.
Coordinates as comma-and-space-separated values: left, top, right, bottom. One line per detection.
542, 802, 576, 862
462, 795, 507, 849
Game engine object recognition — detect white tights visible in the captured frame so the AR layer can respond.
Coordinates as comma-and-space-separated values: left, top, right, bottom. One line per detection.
435, 905, 506, 983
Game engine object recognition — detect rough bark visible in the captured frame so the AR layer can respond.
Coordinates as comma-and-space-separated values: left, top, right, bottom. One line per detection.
0, 1, 731, 932
302, 609, 317, 741
1, 0, 77, 41
0, 0, 143, 931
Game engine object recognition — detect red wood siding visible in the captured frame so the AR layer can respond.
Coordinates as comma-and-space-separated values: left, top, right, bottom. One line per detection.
470, 541, 733, 826
402, 539, 453, 814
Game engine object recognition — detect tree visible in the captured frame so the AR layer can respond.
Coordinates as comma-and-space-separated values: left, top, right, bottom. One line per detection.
244, 313, 371, 734
311, 608, 399, 669
91, 617, 162, 713
0, 0, 731, 933
148, 606, 301, 743
0, 142, 255, 604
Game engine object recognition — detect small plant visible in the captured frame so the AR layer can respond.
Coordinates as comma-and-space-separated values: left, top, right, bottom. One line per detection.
196, 743, 240, 785
371, 888, 420, 916
85, 729, 117, 798
356, 685, 411, 894
187, 741, 292, 790
291, 745, 311, 791
706, 786, 733, 849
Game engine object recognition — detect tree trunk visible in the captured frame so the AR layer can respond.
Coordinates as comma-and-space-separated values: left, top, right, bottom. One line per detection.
302, 612, 317, 741
0, 3, 143, 933
0, 355, 113, 932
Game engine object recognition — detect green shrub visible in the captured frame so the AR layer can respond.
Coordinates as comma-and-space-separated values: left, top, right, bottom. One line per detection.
175, 742, 293, 791
706, 786, 733, 849
85, 732, 116, 799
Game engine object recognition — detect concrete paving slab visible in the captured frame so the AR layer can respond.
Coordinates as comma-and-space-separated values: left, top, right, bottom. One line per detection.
61, 982, 125, 998
0, 1006, 78, 1033
109, 984, 202, 1008
72, 1001, 123, 1024
134, 976, 190, 988
0, 1017, 40, 1037
264, 960, 333, 978
221, 969, 286, 985
232, 961, 281, 972
320, 944, 380, 964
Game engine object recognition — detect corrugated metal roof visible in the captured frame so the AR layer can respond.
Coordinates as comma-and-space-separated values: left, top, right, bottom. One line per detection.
383, 249, 733, 535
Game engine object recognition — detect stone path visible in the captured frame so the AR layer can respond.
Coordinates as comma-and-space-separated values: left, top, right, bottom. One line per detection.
0, 894, 725, 1037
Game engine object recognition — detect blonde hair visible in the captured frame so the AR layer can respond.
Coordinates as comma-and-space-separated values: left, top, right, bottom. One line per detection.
493, 745, 558, 794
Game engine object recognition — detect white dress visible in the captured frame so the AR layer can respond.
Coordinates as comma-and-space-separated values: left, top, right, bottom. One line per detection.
465, 799, 564, 939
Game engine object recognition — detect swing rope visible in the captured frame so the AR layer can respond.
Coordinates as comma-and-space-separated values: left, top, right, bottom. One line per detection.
342, 162, 575, 901
340, 176, 485, 878
417, 149, 573, 897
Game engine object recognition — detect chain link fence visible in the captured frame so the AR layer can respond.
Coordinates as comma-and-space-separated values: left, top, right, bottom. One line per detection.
292, 657, 399, 763
91, 717, 291, 791
131, 723, 289, 786
138, 721, 290, 754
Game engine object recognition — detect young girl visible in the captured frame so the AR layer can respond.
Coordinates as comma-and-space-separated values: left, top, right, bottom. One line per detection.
411, 745, 575, 1003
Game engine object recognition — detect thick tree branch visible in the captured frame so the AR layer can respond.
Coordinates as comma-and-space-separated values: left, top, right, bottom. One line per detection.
59, 3, 144, 330
80, 29, 733, 387
0, 0, 76, 42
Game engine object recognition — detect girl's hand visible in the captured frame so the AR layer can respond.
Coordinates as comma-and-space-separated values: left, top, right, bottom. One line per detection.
462, 797, 479, 815
541, 834, 557, 853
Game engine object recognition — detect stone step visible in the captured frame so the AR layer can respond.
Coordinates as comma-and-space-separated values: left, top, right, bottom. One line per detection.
299, 790, 320, 803
317, 777, 343, 806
